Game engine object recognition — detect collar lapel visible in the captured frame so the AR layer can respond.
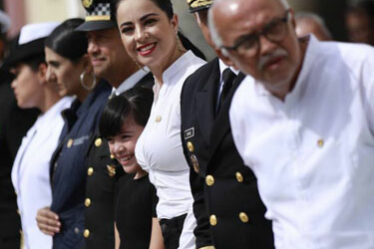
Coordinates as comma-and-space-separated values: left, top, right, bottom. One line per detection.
195, 59, 220, 143
209, 72, 246, 155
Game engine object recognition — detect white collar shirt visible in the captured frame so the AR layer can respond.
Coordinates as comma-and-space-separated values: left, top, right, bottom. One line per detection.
11, 96, 73, 249
135, 51, 205, 219
229, 35, 374, 249
111, 68, 149, 96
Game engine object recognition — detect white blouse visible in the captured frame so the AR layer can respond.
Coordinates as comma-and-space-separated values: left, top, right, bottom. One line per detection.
11, 97, 73, 249
136, 51, 205, 219
230, 36, 374, 249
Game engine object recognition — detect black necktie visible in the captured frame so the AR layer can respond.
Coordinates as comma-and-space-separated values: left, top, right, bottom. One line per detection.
217, 68, 236, 113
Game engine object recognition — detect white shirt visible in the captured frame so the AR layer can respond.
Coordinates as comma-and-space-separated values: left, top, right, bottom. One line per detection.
135, 51, 205, 249
229, 35, 374, 249
11, 97, 73, 249
111, 68, 149, 96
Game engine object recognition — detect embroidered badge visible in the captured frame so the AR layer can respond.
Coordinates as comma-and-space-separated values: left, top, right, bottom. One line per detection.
184, 127, 195, 140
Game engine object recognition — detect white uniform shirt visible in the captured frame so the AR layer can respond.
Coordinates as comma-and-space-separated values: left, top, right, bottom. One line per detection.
11, 97, 73, 249
229, 35, 374, 249
135, 51, 205, 249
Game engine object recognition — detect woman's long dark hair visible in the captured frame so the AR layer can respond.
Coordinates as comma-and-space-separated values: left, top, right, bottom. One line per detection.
99, 87, 154, 138
44, 18, 88, 63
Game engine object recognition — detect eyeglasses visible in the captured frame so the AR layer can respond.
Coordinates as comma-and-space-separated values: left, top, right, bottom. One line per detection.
220, 9, 291, 56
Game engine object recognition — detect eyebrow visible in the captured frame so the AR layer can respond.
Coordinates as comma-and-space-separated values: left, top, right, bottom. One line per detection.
120, 13, 159, 27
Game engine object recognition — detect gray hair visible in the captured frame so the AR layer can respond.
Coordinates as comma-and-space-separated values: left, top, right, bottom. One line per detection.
208, 0, 290, 54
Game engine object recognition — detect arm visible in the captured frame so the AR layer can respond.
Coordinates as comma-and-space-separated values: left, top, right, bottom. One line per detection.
149, 218, 164, 249
189, 167, 215, 249
36, 207, 61, 236
114, 223, 120, 249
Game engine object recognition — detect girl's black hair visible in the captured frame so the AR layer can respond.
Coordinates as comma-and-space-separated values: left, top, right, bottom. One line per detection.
99, 87, 154, 138
44, 18, 88, 63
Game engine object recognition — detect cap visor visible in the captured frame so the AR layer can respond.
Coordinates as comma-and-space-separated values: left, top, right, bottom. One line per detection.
189, 5, 211, 13
75, 20, 116, 32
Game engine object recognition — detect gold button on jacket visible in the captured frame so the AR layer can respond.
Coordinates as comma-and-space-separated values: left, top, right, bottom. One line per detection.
205, 175, 215, 186
209, 215, 218, 226
87, 167, 94, 176
317, 139, 324, 148
95, 138, 102, 147
239, 212, 249, 223
83, 229, 90, 238
187, 141, 194, 152
85, 198, 91, 207
235, 172, 244, 183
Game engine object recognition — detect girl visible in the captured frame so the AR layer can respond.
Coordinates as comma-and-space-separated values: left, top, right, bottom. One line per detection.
99, 87, 162, 249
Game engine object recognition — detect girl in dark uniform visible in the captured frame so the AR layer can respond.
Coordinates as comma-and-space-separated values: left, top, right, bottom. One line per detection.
99, 87, 163, 249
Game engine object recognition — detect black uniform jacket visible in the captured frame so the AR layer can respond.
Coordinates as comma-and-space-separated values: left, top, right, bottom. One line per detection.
84, 73, 154, 249
180, 58, 275, 249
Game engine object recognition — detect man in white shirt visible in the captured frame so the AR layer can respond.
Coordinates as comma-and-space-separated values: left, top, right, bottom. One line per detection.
208, 0, 374, 248
4, 22, 73, 249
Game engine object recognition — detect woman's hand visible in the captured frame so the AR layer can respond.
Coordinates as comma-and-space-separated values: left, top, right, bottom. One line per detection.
36, 207, 61, 236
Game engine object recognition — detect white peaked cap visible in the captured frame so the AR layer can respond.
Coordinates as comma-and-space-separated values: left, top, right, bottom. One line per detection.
19, 22, 60, 45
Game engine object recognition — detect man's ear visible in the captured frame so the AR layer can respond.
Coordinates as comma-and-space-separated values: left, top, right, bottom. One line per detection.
82, 54, 94, 74
215, 48, 235, 67
37, 63, 48, 85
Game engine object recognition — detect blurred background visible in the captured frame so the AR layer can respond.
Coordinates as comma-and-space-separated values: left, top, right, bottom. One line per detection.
0, 0, 370, 59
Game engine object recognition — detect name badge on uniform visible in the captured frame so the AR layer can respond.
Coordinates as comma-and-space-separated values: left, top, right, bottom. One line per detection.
184, 127, 195, 140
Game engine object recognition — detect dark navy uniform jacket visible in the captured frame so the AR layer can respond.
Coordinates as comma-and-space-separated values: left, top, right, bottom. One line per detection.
180, 58, 274, 249
50, 81, 111, 249
84, 74, 154, 249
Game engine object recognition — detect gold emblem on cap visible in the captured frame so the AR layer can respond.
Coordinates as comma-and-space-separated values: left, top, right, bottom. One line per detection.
82, 0, 93, 8
107, 165, 116, 177
189, 0, 213, 8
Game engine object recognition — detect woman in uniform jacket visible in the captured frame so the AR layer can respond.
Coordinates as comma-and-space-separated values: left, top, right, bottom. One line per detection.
115, 0, 205, 248
36, 18, 111, 249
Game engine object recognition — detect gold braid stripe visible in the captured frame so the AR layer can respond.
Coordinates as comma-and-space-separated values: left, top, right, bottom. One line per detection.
189, 0, 213, 8
198, 246, 216, 249
85, 15, 111, 21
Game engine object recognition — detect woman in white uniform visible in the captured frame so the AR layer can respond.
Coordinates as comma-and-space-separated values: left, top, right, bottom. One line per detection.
9, 22, 73, 249
115, 0, 205, 248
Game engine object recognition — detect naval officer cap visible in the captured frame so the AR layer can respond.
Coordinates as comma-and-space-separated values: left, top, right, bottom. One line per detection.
3, 22, 59, 68
76, 0, 117, 32
187, 0, 213, 13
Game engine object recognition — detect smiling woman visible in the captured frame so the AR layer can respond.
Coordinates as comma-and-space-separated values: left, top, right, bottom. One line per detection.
114, 1, 206, 249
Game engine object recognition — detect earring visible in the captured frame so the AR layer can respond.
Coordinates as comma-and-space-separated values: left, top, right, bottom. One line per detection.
80, 71, 97, 91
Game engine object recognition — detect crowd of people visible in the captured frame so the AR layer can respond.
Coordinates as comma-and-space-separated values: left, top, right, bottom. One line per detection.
0, 0, 373, 249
